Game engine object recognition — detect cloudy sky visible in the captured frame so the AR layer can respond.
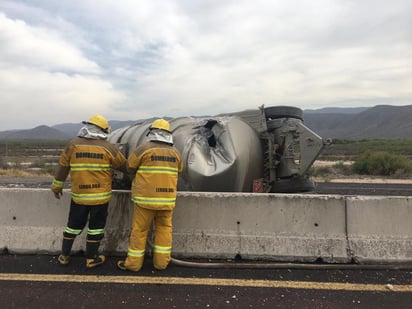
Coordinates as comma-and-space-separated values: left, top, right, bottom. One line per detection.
0, 0, 411, 130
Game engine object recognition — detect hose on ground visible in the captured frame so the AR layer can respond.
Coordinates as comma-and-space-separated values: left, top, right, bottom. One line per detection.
170, 257, 412, 270
147, 239, 411, 270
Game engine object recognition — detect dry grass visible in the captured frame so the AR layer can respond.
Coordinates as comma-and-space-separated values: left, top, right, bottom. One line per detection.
0, 168, 53, 177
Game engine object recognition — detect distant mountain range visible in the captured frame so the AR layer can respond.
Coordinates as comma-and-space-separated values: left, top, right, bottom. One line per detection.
303, 105, 412, 139
0, 120, 140, 140
1, 105, 411, 140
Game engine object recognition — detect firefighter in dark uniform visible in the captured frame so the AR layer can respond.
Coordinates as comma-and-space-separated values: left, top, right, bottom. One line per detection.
117, 118, 183, 272
51, 114, 127, 268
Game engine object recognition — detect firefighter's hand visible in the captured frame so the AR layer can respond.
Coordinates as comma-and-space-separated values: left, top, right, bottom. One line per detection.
53, 189, 63, 199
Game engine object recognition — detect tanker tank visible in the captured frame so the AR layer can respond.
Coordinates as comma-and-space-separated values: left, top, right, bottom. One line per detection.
108, 105, 326, 193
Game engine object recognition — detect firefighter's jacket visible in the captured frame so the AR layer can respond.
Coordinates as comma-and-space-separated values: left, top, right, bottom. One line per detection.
127, 141, 183, 210
51, 137, 127, 205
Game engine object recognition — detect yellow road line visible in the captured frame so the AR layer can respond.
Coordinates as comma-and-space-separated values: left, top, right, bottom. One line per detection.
0, 273, 411, 292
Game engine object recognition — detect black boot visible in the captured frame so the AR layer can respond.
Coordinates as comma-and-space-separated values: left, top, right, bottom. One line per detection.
58, 237, 75, 265
85, 241, 105, 268
61, 237, 75, 256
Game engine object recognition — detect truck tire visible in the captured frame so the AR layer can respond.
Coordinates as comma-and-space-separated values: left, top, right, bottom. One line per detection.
264, 106, 303, 120
266, 119, 283, 131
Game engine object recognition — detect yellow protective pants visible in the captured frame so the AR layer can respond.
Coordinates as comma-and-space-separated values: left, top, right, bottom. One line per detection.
124, 205, 173, 271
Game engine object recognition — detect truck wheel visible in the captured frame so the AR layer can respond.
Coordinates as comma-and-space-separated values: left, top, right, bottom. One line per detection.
266, 119, 283, 131
264, 106, 303, 120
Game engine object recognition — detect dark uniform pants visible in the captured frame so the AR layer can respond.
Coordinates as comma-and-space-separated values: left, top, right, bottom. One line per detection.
61, 200, 108, 258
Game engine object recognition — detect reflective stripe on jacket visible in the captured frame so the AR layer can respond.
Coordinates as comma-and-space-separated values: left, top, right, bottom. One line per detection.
128, 141, 183, 210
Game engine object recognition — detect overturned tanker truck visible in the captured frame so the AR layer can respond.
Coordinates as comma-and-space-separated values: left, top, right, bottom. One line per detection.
109, 105, 327, 193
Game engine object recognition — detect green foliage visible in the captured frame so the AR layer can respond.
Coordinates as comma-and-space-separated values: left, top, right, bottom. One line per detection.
352, 151, 412, 176
30, 160, 46, 168
333, 161, 353, 176
42, 165, 57, 175
310, 166, 332, 177
0, 139, 64, 176
0, 139, 66, 156
321, 139, 412, 160
11, 161, 22, 169
310, 161, 354, 180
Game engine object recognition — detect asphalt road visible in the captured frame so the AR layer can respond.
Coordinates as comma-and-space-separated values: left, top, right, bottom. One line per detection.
0, 254, 411, 309
311, 182, 412, 196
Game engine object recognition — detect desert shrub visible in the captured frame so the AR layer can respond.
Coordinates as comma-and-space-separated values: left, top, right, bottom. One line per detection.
30, 160, 46, 168
333, 161, 353, 175
310, 166, 332, 177
352, 151, 412, 176
42, 165, 57, 175
11, 161, 22, 169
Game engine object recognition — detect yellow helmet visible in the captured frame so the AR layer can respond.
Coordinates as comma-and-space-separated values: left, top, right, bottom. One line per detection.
150, 118, 171, 132
83, 114, 110, 133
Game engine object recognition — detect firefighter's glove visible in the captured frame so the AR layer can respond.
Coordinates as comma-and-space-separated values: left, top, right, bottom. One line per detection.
53, 189, 63, 199
51, 178, 64, 199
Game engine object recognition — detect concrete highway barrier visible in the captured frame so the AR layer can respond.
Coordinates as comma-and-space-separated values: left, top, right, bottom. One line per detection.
346, 196, 412, 263
0, 188, 411, 263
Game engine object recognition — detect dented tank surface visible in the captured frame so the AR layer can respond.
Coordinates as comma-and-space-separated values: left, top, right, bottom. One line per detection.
109, 105, 325, 193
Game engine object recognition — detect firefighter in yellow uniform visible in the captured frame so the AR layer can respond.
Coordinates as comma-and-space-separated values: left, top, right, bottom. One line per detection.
117, 119, 183, 271
51, 114, 127, 268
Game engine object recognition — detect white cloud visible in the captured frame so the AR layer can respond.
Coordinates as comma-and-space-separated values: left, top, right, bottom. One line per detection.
0, 12, 125, 129
0, 0, 412, 130
0, 66, 125, 128
0, 13, 99, 73
110, 0, 412, 115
